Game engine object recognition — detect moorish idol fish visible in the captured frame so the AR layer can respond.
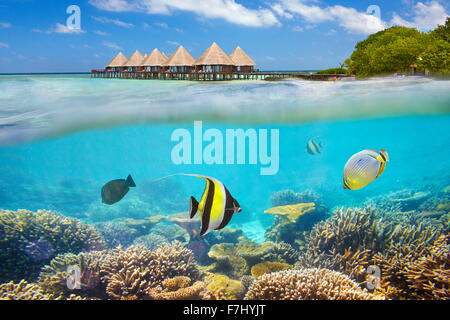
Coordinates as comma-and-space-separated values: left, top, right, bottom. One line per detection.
343, 149, 389, 190
306, 139, 323, 155
186, 174, 241, 236
101, 174, 136, 205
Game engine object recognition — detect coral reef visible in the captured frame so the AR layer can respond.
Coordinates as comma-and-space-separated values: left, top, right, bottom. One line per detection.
144, 221, 190, 245
405, 234, 449, 299
38, 250, 110, 299
0, 209, 106, 282
94, 221, 138, 248
121, 215, 167, 236
206, 240, 300, 279
132, 233, 168, 251
0, 280, 84, 300
296, 206, 448, 299
0, 280, 52, 300
244, 268, 382, 300
101, 242, 199, 299
265, 189, 329, 247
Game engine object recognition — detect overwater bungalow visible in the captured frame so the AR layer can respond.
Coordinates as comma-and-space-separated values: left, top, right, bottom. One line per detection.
124, 50, 144, 72
229, 46, 256, 73
141, 48, 168, 72
194, 42, 235, 73
164, 46, 195, 73
105, 52, 128, 72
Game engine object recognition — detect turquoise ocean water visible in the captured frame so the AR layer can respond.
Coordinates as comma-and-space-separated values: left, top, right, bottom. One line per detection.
0, 74, 449, 242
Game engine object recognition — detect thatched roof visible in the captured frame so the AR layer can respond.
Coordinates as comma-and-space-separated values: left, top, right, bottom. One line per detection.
106, 52, 128, 67
161, 52, 169, 60
142, 48, 168, 66
229, 46, 256, 66
194, 42, 234, 66
164, 46, 195, 66
124, 50, 144, 67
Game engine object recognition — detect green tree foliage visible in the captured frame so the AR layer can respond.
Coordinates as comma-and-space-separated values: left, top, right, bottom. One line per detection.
417, 40, 450, 72
345, 19, 450, 78
316, 68, 348, 75
430, 17, 450, 43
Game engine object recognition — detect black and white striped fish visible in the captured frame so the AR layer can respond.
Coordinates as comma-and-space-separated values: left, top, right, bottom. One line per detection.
187, 174, 241, 236
306, 139, 323, 155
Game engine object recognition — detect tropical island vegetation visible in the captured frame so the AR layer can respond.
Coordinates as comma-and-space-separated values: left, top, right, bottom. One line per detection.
318, 17, 450, 78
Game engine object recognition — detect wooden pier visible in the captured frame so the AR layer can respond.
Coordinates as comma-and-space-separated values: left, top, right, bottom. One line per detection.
91, 71, 355, 81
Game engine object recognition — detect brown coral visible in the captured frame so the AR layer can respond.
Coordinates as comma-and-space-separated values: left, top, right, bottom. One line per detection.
405, 234, 450, 299
101, 242, 199, 299
147, 276, 206, 300
244, 268, 382, 300
0, 280, 84, 300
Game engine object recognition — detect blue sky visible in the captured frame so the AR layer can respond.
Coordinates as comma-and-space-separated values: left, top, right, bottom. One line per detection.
0, 0, 448, 73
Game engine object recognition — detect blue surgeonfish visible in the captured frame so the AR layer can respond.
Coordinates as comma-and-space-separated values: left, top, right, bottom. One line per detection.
306, 139, 323, 155
185, 174, 241, 236
343, 149, 389, 190
101, 174, 136, 205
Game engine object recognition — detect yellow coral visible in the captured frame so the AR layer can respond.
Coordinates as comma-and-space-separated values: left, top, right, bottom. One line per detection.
264, 203, 316, 222
251, 262, 293, 278
204, 273, 244, 300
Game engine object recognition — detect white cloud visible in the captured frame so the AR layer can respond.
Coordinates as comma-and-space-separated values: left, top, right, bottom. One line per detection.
32, 23, 86, 34
391, 1, 448, 31
102, 41, 123, 50
155, 21, 169, 28
92, 16, 134, 28
328, 5, 387, 35
89, 0, 280, 27
166, 40, 180, 46
95, 30, 111, 36
0, 22, 12, 28
274, 0, 387, 35
0, 42, 9, 48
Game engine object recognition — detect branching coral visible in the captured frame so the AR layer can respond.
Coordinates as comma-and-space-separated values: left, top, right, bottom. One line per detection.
101, 242, 199, 299
297, 206, 448, 299
0, 209, 106, 282
404, 234, 449, 299
244, 268, 382, 300
0, 280, 84, 300
0, 280, 52, 300
38, 250, 110, 299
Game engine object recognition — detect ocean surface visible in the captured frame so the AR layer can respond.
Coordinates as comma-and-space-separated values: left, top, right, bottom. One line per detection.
0, 74, 449, 242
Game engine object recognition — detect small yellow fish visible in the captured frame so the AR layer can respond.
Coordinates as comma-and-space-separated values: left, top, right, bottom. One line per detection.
343, 149, 389, 190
